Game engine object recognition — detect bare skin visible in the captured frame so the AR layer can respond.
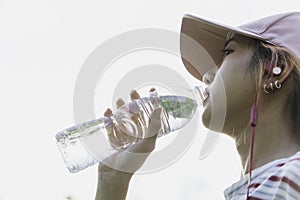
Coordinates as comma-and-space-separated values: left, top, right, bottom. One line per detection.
202, 35, 300, 174
95, 35, 300, 199
95, 107, 162, 200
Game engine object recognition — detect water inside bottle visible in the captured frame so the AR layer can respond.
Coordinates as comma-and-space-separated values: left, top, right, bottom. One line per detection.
55, 95, 198, 173
56, 119, 109, 173
160, 95, 198, 133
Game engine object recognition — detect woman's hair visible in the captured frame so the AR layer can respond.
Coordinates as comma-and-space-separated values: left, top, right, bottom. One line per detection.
250, 40, 300, 133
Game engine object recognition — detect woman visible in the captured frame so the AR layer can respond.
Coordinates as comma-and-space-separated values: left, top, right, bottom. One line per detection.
95, 12, 300, 200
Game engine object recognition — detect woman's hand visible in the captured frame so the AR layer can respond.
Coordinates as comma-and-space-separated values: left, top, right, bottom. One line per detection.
95, 91, 162, 200
99, 106, 162, 173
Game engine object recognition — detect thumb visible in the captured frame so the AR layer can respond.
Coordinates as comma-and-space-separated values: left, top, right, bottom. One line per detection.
146, 107, 163, 138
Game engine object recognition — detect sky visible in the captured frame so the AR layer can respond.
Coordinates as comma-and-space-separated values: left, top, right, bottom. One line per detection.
1, 0, 300, 199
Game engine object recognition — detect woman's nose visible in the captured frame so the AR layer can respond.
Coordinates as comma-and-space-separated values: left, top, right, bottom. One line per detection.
202, 68, 217, 85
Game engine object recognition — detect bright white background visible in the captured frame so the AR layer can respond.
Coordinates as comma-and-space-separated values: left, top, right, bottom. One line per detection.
1, 0, 300, 199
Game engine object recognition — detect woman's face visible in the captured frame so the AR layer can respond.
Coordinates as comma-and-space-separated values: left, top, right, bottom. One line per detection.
202, 35, 257, 136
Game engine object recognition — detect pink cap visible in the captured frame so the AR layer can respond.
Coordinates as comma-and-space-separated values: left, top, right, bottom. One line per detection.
180, 12, 300, 81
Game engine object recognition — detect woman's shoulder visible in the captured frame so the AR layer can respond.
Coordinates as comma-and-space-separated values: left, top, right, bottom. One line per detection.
224, 151, 300, 200
271, 152, 300, 182
251, 151, 300, 199
256, 151, 300, 182
273, 151, 300, 174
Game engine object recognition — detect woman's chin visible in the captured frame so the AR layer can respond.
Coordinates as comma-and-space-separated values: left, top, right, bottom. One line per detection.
201, 107, 228, 133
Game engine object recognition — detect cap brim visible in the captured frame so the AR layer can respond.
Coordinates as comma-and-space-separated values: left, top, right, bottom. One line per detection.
180, 14, 264, 81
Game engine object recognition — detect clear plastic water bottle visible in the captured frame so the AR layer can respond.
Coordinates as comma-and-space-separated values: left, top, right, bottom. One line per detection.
55, 85, 208, 173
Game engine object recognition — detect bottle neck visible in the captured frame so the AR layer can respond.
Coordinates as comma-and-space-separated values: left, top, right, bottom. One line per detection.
192, 85, 207, 106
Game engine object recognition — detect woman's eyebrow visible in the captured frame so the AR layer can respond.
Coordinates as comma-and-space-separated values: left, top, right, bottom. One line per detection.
224, 38, 236, 48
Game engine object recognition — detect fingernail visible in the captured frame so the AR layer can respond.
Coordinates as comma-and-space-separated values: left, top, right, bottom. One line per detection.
154, 107, 162, 114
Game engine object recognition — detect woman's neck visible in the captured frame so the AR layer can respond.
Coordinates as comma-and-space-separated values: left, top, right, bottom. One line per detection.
234, 110, 300, 175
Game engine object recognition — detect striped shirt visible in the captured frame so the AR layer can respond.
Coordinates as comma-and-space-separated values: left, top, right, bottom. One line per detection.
224, 151, 300, 200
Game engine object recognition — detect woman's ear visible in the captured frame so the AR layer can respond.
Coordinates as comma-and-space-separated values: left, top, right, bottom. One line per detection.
262, 59, 293, 94
263, 60, 284, 78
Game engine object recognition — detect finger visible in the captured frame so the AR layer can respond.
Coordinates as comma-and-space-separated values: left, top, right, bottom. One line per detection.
145, 107, 162, 139
149, 87, 156, 92
130, 89, 140, 100
116, 98, 126, 109
100, 107, 162, 173
104, 108, 113, 117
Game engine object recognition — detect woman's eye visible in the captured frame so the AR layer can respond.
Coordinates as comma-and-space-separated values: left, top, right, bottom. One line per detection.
221, 49, 234, 57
